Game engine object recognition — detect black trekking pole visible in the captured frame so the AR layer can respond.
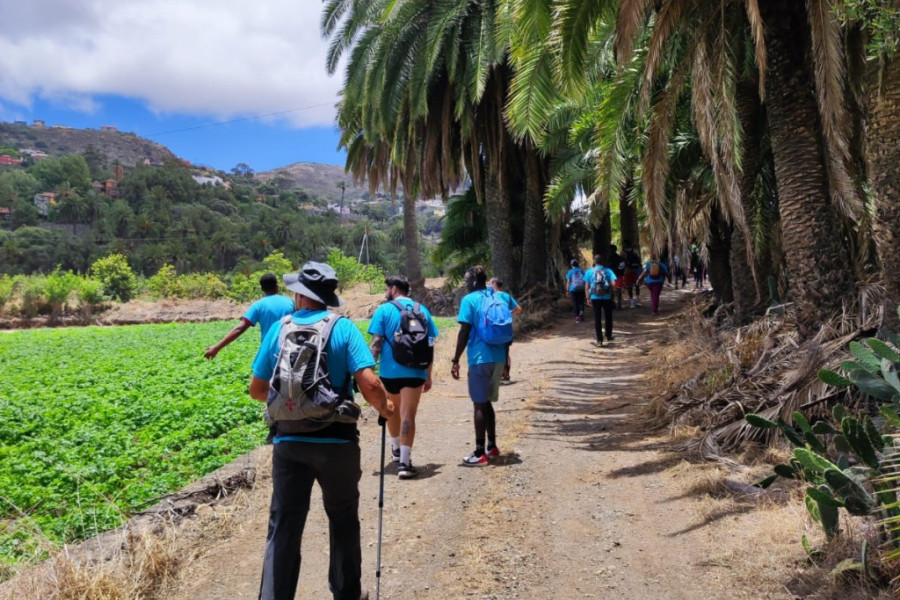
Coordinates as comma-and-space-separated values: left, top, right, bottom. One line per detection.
376, 415, 387, 600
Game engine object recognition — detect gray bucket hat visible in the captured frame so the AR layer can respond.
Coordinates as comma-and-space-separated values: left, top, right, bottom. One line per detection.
283, 261, 343, 308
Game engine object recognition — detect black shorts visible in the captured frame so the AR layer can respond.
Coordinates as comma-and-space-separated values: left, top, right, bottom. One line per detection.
380, 377, 426, 395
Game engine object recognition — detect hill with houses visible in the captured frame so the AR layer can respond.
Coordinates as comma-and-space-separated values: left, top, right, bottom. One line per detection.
0, 121, 174, 167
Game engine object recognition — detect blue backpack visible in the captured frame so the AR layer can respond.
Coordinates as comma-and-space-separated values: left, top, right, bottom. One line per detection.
476, 289, 514, 345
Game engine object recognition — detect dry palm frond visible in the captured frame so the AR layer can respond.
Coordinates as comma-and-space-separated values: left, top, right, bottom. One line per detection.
743, 0, 767, 99
806, 0, 864, 221
652, 279, 887, 455
614, 0, 654, 66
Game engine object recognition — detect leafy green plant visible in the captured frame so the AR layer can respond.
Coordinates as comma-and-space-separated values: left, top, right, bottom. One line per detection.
327, 248, 383, 292
748, 320, 900, 577
147, 264, 180, 298
0, 274, 18, 313
19, 276, 48, 318
43, 268, 80, 318
76, 278, 107, 315
91, 253, 138, 302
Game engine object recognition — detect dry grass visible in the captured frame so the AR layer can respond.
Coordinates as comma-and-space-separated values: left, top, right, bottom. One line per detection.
1, 453, 266, 600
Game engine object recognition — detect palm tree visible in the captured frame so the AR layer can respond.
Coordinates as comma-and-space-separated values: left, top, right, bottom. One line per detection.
851, 2, 900, 329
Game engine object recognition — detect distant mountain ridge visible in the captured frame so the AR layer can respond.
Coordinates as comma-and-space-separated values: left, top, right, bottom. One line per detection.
256, 162, 378, 204
0, 122, 174, 166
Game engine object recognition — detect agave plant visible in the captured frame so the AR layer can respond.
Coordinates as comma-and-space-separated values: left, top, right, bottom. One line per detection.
748, 310, 900, 571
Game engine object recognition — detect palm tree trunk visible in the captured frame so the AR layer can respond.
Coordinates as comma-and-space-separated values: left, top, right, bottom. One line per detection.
521, 146, 547, 290
708, 206, 734, 304
402, 193, 424, 294
484, 169, 517, 291
759, 0, 854, 336
868, 54, 900, 331
619, 176, 640, 254
730, 80, 768, 324
592, 203, 612, 260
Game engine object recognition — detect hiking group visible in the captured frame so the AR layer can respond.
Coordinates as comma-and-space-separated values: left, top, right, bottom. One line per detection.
565, 242, 695, 344
208, 261, 521, 600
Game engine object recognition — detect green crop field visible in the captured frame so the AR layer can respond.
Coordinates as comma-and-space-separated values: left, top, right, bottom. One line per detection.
0, 317, 454, 574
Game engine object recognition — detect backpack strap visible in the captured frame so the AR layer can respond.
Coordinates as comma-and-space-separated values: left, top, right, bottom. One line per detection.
390, 299, 407, 313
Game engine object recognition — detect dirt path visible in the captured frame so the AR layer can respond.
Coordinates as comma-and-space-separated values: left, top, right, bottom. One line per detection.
165, 290, 790, 599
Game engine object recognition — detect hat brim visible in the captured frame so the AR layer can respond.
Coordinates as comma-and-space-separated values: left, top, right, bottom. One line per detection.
283, 274, 343, 308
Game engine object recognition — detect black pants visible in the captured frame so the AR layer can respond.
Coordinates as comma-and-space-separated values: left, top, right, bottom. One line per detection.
571, 289, 586, 317
591, 299, 614, 342
260, 440, 362, 600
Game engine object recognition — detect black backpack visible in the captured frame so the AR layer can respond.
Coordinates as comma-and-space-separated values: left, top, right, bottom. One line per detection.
389, 300, 434, 369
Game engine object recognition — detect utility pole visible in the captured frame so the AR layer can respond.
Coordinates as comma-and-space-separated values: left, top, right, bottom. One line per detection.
338, 181, 346, 225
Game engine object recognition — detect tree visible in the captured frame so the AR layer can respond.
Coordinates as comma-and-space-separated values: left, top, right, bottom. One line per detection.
91, 253, 138, 302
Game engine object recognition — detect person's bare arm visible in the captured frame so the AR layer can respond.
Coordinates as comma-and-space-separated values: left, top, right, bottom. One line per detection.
249, 375, 269, 401
206, 320, 252, 359
369, 334, 383, 362
512, 305, 523, 316
355, 367, 393, 418
450, 323, 471, 380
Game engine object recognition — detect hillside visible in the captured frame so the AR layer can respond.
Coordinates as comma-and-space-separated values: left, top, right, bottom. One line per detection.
256, 162, 384, 204
0, 122, 174, 166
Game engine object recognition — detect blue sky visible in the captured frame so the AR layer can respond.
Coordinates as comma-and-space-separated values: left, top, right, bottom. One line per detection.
0, 0, 348, 172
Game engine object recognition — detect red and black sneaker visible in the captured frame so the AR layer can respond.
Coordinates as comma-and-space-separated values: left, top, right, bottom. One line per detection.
486, 445, 501, 458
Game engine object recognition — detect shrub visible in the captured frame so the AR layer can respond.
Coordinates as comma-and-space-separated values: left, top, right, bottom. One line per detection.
20, 276, 48, 317
178, 273, 227, 299
0, 274, 18, 313
77, 278, 107, 312
262, 250, 293, 280
326, 249, 383, 292
91, 254, 138, 302
43, 268, 80, 317
148, 264, 180, 299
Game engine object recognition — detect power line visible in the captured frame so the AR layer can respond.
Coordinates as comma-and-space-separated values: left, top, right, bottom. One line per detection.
146, 103, 335, 137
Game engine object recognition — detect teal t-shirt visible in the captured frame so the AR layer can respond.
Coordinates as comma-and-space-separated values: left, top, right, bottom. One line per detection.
457, 290, 508, 366
586, 266, 618, 300
368, 298, 439, 379
243, 294, 295, 341
252, 309, 376, 394
643, 261, 670, 284
494, 291, 519, 311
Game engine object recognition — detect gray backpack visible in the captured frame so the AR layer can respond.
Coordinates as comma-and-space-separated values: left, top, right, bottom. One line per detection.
265, 313, 360, 428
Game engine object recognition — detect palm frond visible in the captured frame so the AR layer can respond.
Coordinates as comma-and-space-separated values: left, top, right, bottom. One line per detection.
614, 0, 654, 66
506, 42, 557, 143
807, 0, 863, 220
743, 0, 767, 99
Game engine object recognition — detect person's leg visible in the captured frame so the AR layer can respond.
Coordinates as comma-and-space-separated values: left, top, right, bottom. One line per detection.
650, 282, 662, 313
592, 301, 603, 344
603, 299, 614, 341
259, 445, 315, 600
466, 363, 492, 460
485, 362, 502, 455
313, 442, 363, 600
502, 343, 511, 380
398, 384, 423, 474
385, 388, 402, 461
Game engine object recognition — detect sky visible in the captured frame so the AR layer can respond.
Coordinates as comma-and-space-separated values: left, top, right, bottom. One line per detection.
0, 0, 348, 172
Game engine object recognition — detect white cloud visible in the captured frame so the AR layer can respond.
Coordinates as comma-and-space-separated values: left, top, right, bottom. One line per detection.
0, 0, 342, 127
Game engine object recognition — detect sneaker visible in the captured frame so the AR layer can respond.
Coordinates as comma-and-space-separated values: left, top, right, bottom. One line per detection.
591, 340, 603, 347
606, 335, 615, 342
398, 462, 419, 479
391, 447, 400, 463
462, 452, 489, 466
486, 445, 501, 458
575, 316, 580, 323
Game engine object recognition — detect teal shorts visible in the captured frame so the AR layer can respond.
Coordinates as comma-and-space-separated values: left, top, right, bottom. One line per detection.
467, 362, 504, 404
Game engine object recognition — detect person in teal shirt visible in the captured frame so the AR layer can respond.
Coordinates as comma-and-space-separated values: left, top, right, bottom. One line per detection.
565, 259, 586, 322
638, 252, 670, 315
451, 266, 507, 466
248, 261, 393, 600
368, 274, 439, 479
204, 272, 294, 359
585, 255, 618, 347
